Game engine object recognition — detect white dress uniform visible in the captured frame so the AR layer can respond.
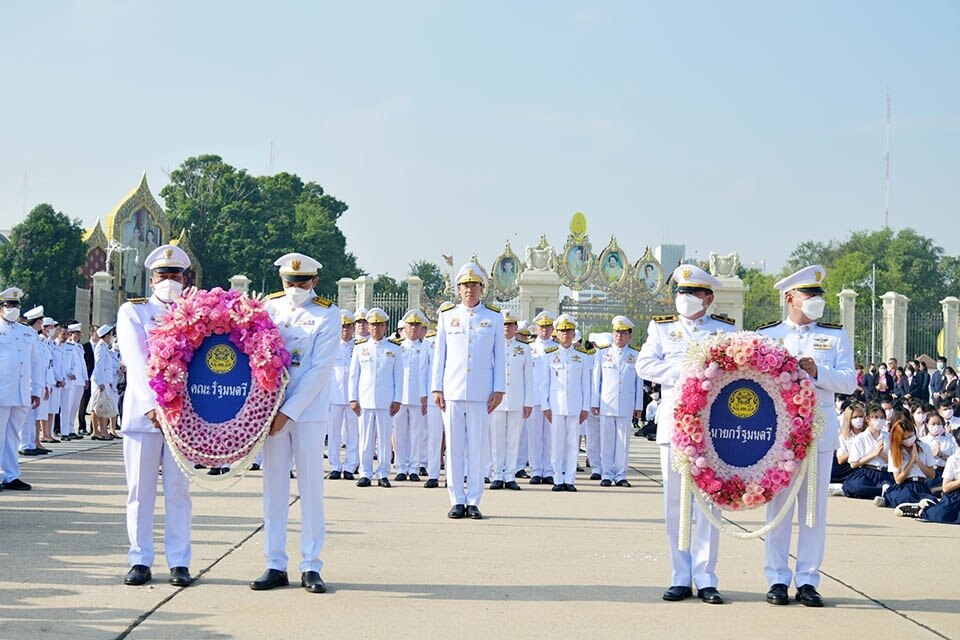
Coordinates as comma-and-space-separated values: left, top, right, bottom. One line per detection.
0, 288, 42, 484
545, 332, 591, 487
60, 332, 87, 438
45, 324, 65, 418
22, 316, 49, 449
116, 294, 192, 571
394, 313, 430, 477
593, 339, 643, 483
431, 264, 506, 508
757, 266, 855, 592
490, 329, 534, 483
92, 335, 119, 415
348, 323, 402, 481
262, 255, 340, 576
421, 331, 445, 482
635, 265, 734, 592
327, 330, 358, 475
527, 314, 556, 480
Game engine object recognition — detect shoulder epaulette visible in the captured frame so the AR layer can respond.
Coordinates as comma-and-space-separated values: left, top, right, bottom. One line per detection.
817, 321, 843, 330
586, 347, 596, 355
756, 320, 781, 331
595, 343, 611, 350
710, 313, 736, 326
574, 344, 589, 354
484, 302, 501, 313
544, 345, 559, 354
313, 296, 332, 307
425, 330, 437, 338
388, 337, 403, 345
266, 291, 285, 300
653, 314, 678, 323
354, 337, 369, 345
438, 302, 456, 313
128, 297, 147, 305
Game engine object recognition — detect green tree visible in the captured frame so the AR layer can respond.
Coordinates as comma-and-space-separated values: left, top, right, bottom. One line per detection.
408, 260, 445, 300
0, 204, 86, 320
373, 274, 405, 297
741, 268, 780, 330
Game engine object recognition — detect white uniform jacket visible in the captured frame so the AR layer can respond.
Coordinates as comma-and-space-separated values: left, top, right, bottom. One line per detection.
348, 337, 402, 410
265, 293, 340, 423
117, 296, 168, 432
328, 339, 354, 405
398, 337, 430, 405
546, 344, 591, 417
635, 314, 736, 445
431, 302, 506, 402
593, 344, 644, 417
0, 319, 42, 405
496, 337, 534, 413
757, 319, 856, 451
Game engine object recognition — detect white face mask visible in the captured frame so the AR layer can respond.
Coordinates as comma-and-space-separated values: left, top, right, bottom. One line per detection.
2, 307, 20, 322
913, 412, 925, 425
153, 279, 184, 303
940, 410, 954, 421
799, 296, 825, 321
284, 286, 312, 306
675, 293, 704, 319
937, 363, 945, 371
929, 423, 945, 437
884, 408, 894, 419
869, 418, 885, 431
850, 417, 864, 430
902, 435, 917, 447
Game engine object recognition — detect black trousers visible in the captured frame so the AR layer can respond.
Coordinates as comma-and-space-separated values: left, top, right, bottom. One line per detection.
77, 386, 91, 433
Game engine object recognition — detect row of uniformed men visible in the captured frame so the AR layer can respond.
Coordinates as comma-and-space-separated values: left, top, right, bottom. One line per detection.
324, 303, 646, 492
0, 290, 121, 490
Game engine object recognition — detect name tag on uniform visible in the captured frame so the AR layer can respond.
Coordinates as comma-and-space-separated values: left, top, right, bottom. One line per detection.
513, 346, 525, 355
297, 319, 315, 326
385, 351, 395, 358
291, 349, 302, 367
624, 356, 636, 364
479, 320, 492, 327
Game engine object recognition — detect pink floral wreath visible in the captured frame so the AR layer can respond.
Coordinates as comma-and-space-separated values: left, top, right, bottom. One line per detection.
147, 288, 289, 472
673, 332, 822, 511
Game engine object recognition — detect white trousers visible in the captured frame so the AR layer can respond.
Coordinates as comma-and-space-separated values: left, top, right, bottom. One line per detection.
600, 416, 631, 482
359, 409, 392, 479
551, 414, 581, 485
123, 431, 192, 569
393, 405, 423, 475
526, 406, 552, 478
514, 418, 528, 473
0, 405, 28, 483
660, 444, 719, 588
586, 414, 600, 471
21, 405, 38, 449
59, 385, 80, 436
764, 449, 832, 588
490, 410, 523, 482
327, 404, 358, 472
424, 405, 444, 480
443, 400, 489, 506
48, 386, 62, 416
263, 419, 326, 573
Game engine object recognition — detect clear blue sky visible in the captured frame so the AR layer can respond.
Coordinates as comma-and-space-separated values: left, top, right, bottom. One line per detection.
2, 1, 957, 280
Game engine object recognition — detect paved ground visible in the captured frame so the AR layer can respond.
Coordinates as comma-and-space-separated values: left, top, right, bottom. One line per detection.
1, 436, 957, 640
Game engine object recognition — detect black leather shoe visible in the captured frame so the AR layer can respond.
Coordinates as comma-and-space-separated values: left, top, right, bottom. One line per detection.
327, 470, 341, 480
698, 587, 724, 604
766, 583, 790, 605
424, 478, 439, 488
589, 473, 601, 480
796, 584, 824, 607
505, 481, 521, 490
301, 571, 326, 593
600, 479, 612, 487
378, 477, 392, 488
551, 484, 565, 492
529, 475, 542, 485
250, 569, 289, 591
395, 473, 408, 481
466, 505, 483, 520
662, 585, 693, 601
542, 475, 554, 485
248, 463, 261, 471
565, 484, 577, 492
419, 466, 428, 476
616, 479, 632, 487
19, 449, 40, 456
356, 477, 371, 487
124, 564, 152, 586
169, 566, 192, 587
515, 470, 529, 479
448, 504, 466, 519
2, 478, 31, 491
408, 473, 420, 482
342, 471, 354, 480
489, 480, 504, 490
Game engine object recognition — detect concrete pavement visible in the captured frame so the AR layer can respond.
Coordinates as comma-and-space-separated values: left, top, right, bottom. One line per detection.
1, 436, 957, 640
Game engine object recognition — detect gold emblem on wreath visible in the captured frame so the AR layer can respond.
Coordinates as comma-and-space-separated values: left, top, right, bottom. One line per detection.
206, 344, 238, 374
728, 387, 760, 419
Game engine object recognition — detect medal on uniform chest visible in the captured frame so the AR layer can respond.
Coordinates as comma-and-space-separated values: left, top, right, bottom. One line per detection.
572, 355, 581, 363
450, 317, 461, 328
291, 349, 302, 367
479, 319, 491, 328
